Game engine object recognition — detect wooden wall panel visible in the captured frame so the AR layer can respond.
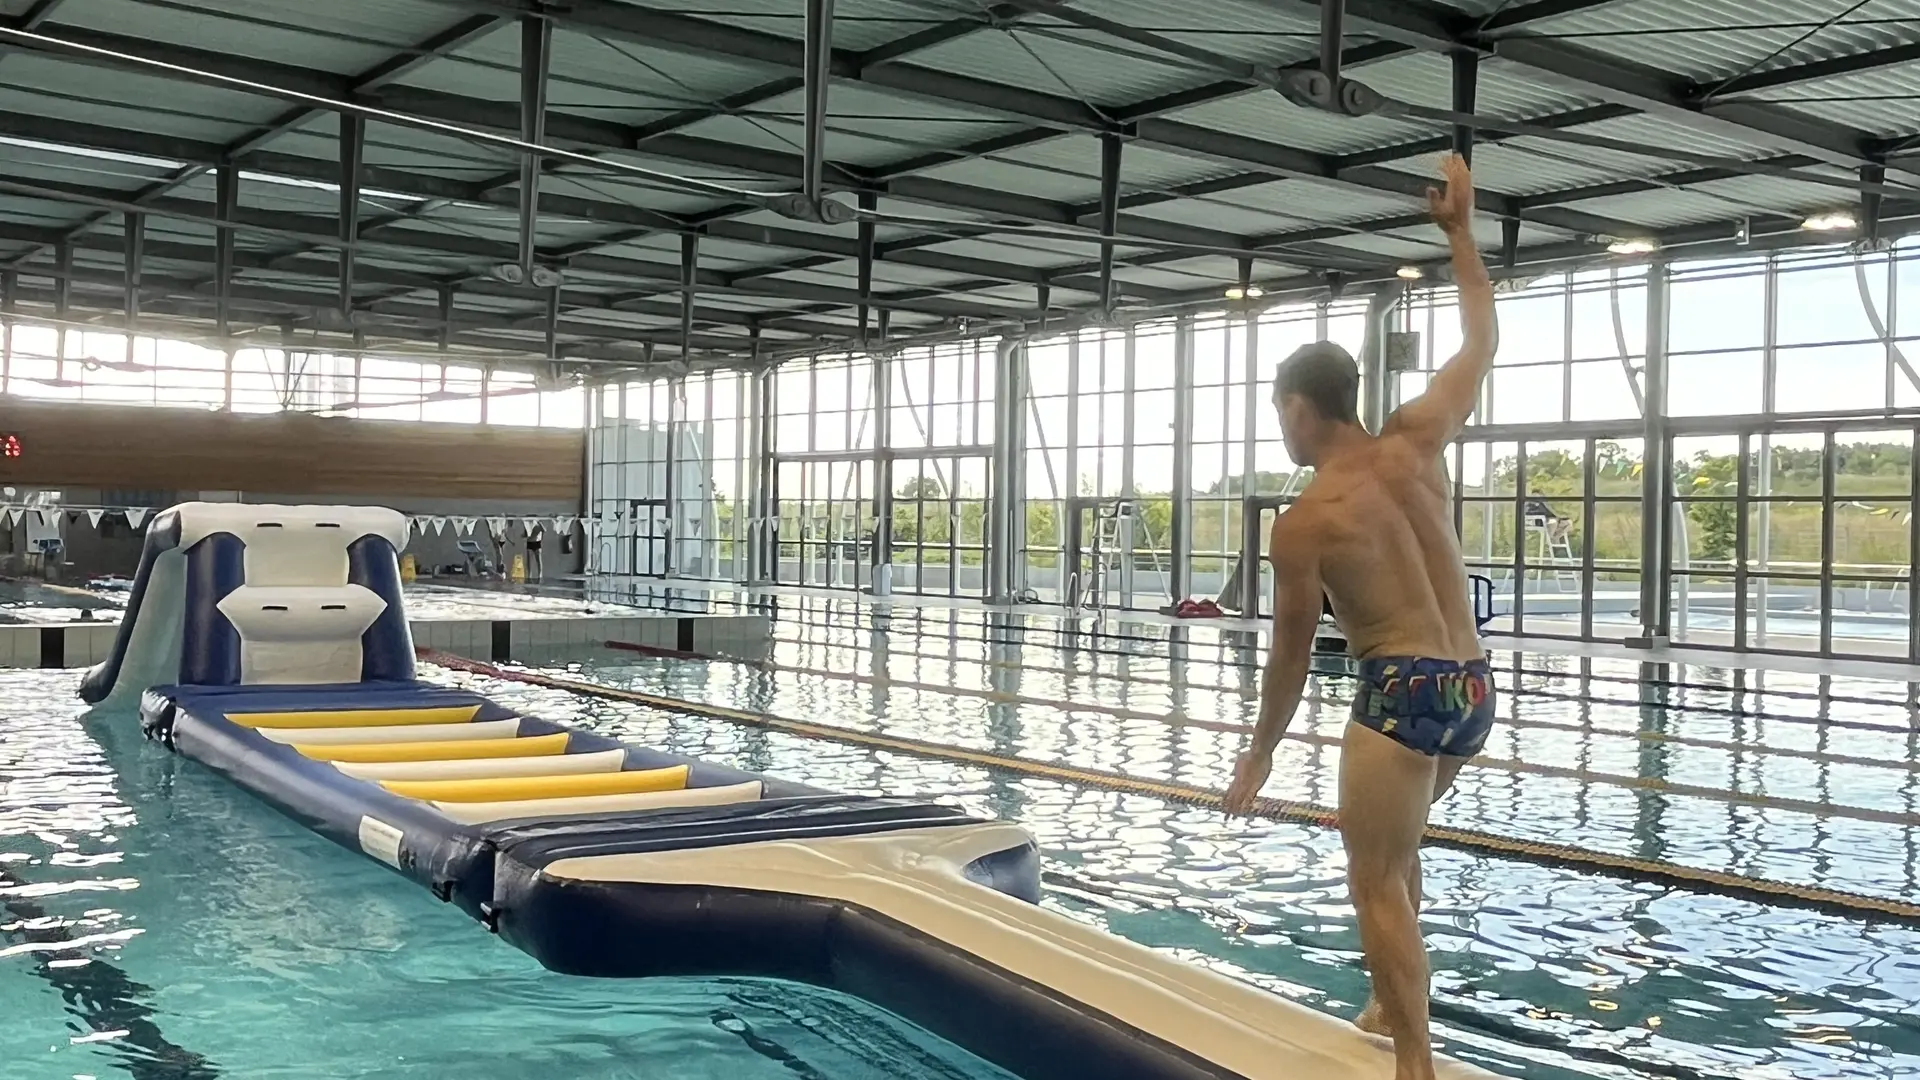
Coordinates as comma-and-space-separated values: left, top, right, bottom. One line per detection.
0, 399, 583, 501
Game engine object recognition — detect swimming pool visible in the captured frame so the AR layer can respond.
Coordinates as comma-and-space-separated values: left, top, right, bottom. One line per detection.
4, 597, 1918, 1080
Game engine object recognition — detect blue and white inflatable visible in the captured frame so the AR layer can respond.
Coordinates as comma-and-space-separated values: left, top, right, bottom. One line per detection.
83, 502, 1492, 1080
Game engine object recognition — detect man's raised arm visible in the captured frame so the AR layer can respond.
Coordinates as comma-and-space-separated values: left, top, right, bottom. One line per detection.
1384, 154, 1497, 453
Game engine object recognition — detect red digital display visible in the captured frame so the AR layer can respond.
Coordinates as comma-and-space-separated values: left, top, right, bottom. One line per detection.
0, 434, 19, 459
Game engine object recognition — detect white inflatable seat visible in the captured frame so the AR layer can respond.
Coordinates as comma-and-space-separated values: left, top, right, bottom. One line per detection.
434, 780, 763, 825
259, 718, 521, 746
179, 505, 408, 588
332, 749, 628, 782
216, 585, 385, 685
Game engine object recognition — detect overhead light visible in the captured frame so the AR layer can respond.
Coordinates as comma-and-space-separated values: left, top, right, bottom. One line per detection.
1225, 285, 1263, 300
529, 265, 565, 289
1801, 211, 1857, 232
1245, 285, 1265, 299
1395, 265, 1423, 280
487, 262, 526, 285
1606, 237, 1658, 255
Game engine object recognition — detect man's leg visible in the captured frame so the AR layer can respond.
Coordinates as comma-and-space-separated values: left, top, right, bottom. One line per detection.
1340, 721, 1440, 1080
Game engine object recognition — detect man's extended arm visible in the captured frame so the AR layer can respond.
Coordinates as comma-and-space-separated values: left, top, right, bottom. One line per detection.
1224, 517, 1324, 814
1384, 154, 1497, 453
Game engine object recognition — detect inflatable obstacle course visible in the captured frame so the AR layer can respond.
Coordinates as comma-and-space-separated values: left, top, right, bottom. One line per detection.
86, 502, 1495, 1080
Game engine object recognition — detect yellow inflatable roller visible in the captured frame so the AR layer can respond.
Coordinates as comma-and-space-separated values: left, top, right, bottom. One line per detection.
259, 718, 521, 746
231, 705, 483, 730
332, 748, 628, 782
433, 780, 764, 825
297, 732, 569, 763
381, 765, 690, 803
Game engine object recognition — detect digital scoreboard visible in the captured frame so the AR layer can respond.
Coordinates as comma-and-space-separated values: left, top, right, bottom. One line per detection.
0, 433, 19, 459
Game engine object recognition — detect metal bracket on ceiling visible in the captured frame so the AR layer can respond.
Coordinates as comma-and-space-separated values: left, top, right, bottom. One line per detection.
1276, 0, 1385, 118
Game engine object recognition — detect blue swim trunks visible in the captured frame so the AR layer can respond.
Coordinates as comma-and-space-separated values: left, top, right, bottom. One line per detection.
1350, 656, 1495, 758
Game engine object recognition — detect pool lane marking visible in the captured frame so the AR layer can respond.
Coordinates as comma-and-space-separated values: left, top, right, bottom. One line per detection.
593, 642, 1920, 829
418, 650, 1920, 925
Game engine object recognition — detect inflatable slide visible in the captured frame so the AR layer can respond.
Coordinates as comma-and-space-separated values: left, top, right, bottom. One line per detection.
83, 502, 1494, 1080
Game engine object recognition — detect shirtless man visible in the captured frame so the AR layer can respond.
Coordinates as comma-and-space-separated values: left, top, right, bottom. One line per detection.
1222, 154, 1497, 1080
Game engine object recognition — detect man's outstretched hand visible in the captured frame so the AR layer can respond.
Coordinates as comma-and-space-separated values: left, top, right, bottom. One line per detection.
1427, 153, 1474, 236
1224, 750, 1272, 817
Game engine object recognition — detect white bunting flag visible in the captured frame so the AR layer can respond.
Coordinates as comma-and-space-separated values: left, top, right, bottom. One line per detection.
551, 516, 571, 535
125, 508, 149, 529
86, 509, 105, 528
521, 517, 541, 535
2, 507, 19, 528
454, 517, 476, 535
485, 516, 507, 538
431, 517, 449, 535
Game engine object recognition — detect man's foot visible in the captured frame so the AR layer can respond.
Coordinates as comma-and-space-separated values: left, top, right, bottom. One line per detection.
1354, 998, 1393, 1037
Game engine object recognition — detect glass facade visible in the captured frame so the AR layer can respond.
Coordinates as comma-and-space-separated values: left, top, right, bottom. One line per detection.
12, 237, 1920, 660
592, 237, 1919, 661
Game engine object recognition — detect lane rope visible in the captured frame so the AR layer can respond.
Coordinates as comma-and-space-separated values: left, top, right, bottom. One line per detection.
418, 649, 1920, 925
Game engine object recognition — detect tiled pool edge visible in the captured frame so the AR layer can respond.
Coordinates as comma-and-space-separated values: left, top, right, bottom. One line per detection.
0, 614, 772, 669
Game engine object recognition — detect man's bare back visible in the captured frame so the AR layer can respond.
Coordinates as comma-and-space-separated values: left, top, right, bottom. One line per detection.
1278, 428, 1482, 664
1222, 154, 1498, 1080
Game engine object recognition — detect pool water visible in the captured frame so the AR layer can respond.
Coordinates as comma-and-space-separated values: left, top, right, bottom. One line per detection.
0, 672, 1017, 1080
4, 593, 1919, 1080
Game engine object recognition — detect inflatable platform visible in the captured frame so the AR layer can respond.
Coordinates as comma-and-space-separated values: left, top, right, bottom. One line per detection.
82, 503, 1495, 1080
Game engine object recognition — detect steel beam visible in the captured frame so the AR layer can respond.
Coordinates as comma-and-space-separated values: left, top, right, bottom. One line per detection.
0, 269, 11, 395
1451, 52, 1478, 163
338, 113, 364, 316
1475, 0, 1634, 33
680, 233, 698, 365
437, 285, 455, 352
214, 165, 238, 337
802, 0, 835, 211
1097, 133, 1121, 314
122, 210, 142, 336
544, 284, 560, 360
857, 190, 876, 344
1697, 42, 1920, 99
518, 14, 552, 276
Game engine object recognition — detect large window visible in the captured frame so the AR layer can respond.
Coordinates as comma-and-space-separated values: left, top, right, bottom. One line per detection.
0, 315, 584, 425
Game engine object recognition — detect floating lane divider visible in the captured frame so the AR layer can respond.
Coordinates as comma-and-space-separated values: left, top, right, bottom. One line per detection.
418, 648, 1920, 926
90, 501, 1502, 1080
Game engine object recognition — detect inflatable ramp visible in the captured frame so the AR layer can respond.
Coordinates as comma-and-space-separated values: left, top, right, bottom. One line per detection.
88, 503, 1495, 1080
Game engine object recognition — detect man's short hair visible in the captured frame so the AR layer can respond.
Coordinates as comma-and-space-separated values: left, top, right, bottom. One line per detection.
1273, 342, 1360, 423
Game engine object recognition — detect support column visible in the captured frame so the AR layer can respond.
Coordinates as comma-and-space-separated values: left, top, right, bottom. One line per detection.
338, 113, 364, 316
988, 338, 1026, 602
746, 343, 775, 583
1360, 282, 1405, 433
517, 14, 552, 276
437, 286, 455, 353
1630, 260, 1672, 647
873, 347, 894, 588
1170, 314, 1194, 602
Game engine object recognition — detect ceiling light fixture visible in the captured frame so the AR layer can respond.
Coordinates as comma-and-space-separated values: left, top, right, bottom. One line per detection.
1801, 211, 1857, 232
1225, 285, 1264, 300
1395, 265, 1423, 280
1607, 238, 1658, 255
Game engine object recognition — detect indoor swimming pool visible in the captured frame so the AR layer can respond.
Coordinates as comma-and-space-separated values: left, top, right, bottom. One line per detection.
2, 596, 1918, 1079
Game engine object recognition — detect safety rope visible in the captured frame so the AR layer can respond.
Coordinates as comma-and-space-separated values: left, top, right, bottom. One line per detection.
419, 649, 1920, 925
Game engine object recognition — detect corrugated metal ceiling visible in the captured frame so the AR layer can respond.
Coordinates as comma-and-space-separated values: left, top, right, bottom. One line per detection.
904, 22, 1218, 105
52, 0, 462, 74
1169, 91, 1437, 155
1522, 0, 1920, 83
0, 0, 1913, 366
